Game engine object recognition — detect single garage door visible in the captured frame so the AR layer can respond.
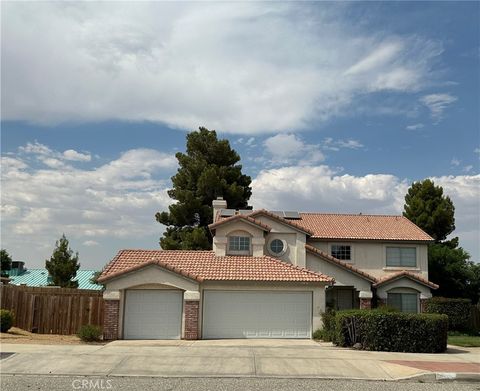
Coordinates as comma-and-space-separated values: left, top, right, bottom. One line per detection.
203, 291, 312, 338
123, 290, 182, 339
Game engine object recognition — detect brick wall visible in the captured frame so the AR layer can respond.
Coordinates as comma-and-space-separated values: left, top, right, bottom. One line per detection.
184, 300, 199, 340
359, 298, 372, 309
103, 299, 120, 340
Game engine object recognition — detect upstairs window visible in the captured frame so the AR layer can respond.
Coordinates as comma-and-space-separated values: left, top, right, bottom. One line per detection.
228, 236, 250, 252
331, 245, 351, 261
386, 247, 416, 267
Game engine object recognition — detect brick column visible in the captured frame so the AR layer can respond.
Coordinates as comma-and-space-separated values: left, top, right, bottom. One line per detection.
360, 298, 372, 309
420, 298, 428, 313
359, 290, 373, 310
103, 299, 120, 340
184, 300, 199, 340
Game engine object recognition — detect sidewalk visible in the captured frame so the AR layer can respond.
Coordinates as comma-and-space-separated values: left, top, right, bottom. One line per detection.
1, 340, 479, 381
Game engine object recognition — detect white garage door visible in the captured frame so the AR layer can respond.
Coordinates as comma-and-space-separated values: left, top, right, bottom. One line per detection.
203, 291, 312, 339
124, 290, 182, 339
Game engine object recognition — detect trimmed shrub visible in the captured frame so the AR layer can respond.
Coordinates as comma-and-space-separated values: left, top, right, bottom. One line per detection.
312, 329, 323, 340
424, 297, 471, 331
0, 309, 14, 333
317, 308, 336, 342
77, 324, 102, 342
333, 309, 448, 353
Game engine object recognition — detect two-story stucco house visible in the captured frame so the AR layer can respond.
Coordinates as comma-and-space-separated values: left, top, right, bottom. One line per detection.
98, 197, 438, 340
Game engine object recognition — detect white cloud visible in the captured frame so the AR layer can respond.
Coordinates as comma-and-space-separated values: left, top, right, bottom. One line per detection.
264, 134, 325, 166
323, 138, 364, 151
420, 93, 458, 122
474, 148, 480, 157
63, 149, 91, 162
251, 166, 480, 259
406, 123, 424, 130
450, 158, 460, 167
2, 2, 444, 134
463, 165, 473, 173
1, 144, 176, 268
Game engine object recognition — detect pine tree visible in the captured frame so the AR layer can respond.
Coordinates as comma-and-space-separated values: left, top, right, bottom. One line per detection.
156, 127, 252, 249
403, 179, 455, 242
45, 235, 80, 288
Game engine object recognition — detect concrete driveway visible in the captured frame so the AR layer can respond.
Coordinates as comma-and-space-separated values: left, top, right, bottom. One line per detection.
1, 339, 479, 380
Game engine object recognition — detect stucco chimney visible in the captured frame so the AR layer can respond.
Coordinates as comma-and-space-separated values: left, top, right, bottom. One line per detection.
212, 197, 227, 222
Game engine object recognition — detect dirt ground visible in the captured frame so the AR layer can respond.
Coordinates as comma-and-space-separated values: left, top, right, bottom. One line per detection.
1, 327, 105, 345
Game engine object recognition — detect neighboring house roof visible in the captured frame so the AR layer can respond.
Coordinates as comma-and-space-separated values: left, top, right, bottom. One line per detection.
209, 214, 271, 232
297, 213, 433, 242
98, 250, 334, 284
305, 244, 378, 283
372, 270, 439, 289
6, 269, 102, 290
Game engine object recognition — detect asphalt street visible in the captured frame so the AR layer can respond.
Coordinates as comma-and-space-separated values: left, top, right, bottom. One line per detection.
1, 376, 479, 391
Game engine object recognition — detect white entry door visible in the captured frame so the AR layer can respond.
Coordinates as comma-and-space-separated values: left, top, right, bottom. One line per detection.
123, 290, 182, 339
203, 291, 312, 339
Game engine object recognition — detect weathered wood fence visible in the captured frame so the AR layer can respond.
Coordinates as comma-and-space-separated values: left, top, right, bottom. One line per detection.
0, 285, 104, 335
471, 304, 480, 332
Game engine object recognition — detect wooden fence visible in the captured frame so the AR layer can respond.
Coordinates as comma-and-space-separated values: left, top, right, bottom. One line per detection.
0, 285, 104, 335
471, 304, 480, 332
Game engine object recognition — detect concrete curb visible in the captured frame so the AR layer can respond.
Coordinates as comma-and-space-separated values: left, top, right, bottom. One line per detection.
2, 372, 479, 383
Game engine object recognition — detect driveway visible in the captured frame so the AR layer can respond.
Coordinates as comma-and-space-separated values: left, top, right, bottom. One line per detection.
1, 339, 479, 381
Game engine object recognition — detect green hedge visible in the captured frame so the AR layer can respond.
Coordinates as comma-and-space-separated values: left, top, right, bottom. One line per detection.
424, 297, 471, 331
333, 309, 448, 353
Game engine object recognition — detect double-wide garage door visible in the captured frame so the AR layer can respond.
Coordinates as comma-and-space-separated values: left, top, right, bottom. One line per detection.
124, 290, 182, 339
203, 291, 312, 339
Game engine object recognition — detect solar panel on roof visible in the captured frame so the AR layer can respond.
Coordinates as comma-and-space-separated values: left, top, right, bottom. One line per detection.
270, 211, 284, 217
220, 209, 235, 217
238, 209, 252, 215
284, 211, 301, 219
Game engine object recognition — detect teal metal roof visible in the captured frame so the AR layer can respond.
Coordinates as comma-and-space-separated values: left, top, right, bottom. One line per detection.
6, 269, 103, 290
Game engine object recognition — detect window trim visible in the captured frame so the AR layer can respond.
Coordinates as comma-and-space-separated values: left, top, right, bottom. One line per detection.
385, 246, 417, 268
227, 235, 251, 255
268, 238, 287, 257
329, 243, 353, 262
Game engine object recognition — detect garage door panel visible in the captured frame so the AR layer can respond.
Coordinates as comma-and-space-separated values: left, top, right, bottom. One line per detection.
203, 291, 311, 339
124, 290, 182, 340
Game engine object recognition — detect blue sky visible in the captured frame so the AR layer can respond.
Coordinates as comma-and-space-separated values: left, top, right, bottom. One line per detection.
1, 2, 479, 269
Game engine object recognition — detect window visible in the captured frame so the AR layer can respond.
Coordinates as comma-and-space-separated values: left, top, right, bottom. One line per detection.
386, 247, 416, 267
228, 236, 250, 252
331, 245, 351, 261
269, 239, 285, 255
387, 293, 418, 313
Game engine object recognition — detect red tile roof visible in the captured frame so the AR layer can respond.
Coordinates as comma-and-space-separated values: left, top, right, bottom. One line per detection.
305, 244, 378, 283
372, 270, 439, 289
97, 250, 334, 284
248, 209, 314, 235
298, 213, 433, 242
209, 214, 271, 232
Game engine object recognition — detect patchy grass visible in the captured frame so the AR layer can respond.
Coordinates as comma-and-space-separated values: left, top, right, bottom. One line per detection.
1, 327, 105, 345
448, 332, 480, 347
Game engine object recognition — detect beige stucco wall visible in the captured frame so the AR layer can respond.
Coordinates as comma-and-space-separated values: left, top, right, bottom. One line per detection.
213, 221, 266, 256
308, 240, 429, 280
376, 277, 432, 299
306, 252, 372, 292
199, 281, 327, 335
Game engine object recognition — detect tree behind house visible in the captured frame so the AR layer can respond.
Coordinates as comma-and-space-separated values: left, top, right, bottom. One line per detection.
45, 235, 80, 288
156, 127, 252, 250
0, 249, 12, 277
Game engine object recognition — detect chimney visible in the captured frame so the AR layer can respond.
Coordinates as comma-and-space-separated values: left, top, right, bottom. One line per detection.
212, 197, 227, 221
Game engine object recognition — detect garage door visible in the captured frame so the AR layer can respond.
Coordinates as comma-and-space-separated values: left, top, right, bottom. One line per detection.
203, 291, 312, 338
123, 290, 182, 339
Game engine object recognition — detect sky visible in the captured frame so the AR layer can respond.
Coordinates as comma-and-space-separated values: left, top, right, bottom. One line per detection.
1, 2, 479, 269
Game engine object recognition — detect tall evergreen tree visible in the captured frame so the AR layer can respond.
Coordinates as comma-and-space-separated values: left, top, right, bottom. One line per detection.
156, 127, 252, 249
403, 179, 479, 303
403, 179, 455, 242
0, 249, 12, 277
45, 235, 80, 288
